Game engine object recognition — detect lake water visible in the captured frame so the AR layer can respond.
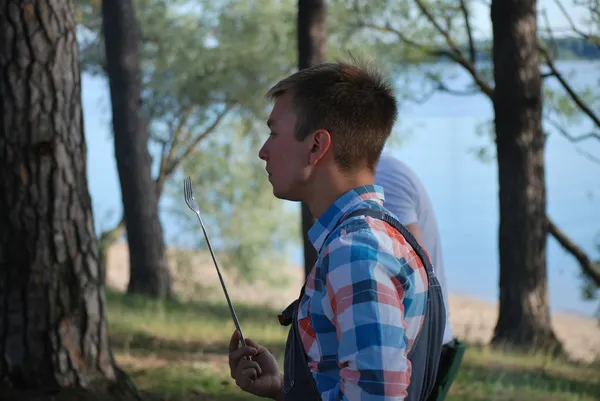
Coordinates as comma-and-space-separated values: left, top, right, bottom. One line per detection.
82, 61, 600, 317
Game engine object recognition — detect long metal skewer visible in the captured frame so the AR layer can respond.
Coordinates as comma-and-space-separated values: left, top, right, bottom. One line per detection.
183, 176, 248, 347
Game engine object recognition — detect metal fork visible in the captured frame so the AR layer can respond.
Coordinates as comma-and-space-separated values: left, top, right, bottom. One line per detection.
183, 176, 248, 347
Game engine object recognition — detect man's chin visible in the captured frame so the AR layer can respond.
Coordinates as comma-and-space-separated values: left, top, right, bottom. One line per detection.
272, 188, 301, 202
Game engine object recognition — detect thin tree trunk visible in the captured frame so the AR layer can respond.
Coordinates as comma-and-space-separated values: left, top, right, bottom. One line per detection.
0, 1, 140, 398
101, 0, 171, 298
297, 0, 327, 278
99, 176, 168, 284
490, 0, 563, 354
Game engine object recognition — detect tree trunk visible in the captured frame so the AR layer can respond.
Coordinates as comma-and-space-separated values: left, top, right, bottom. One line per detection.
297, 0, 327, 278
99, 171, 169, 284
101, 0, 171, 298
490, 0, 563, 354
0, 1, 140, 398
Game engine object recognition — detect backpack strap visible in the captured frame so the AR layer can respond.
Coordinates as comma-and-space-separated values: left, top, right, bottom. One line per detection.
343, 208, 436, 278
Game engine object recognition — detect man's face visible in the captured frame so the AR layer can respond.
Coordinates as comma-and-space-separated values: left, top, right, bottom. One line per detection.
258, 94, 312, 201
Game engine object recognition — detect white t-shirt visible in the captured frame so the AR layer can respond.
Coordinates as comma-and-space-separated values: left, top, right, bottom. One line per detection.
375, 154, 453, 345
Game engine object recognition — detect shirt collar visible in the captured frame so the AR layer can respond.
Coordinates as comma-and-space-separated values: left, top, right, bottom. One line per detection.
308, 184, 385, 252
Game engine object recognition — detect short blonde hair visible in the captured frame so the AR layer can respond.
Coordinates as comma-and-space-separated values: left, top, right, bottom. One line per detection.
266, 61, 398, 171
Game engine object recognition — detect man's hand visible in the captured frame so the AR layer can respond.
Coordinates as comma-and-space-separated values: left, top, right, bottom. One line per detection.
228, 330, 283, 400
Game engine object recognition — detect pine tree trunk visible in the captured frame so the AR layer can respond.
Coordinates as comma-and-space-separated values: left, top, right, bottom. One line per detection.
490, 0, 563, 354
0, 1, 141, 398
101, 0, 172, 298
297, 0, 327, 278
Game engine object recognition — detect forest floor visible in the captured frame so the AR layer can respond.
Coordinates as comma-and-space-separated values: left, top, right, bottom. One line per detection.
105, 242, 600, 401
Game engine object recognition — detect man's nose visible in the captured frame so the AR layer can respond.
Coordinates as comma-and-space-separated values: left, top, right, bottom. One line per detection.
258, 142, 268, 161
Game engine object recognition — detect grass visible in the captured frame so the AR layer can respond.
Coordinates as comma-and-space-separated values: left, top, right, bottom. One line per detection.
106, 290, 600, 401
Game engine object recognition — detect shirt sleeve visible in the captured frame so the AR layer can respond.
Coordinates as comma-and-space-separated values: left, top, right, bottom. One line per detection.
374, 161, 419, 226
321, 227, 416, 401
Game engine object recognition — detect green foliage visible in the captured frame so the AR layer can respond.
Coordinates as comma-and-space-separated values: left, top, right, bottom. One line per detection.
77, 0, 599, 285
340, 0, 495, 111
539, 3, 600, 313
344, 0, 599, 153
77, 0, 418, 280
78, 0, 302, 279
169, 117, 300, 281
343, 0, 600, 310
79, 0, 298, 135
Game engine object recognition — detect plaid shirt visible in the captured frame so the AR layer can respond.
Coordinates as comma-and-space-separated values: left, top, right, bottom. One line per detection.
299, 185, 429, 401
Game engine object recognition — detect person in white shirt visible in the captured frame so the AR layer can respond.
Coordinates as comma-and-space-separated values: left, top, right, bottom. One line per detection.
375, 153, 465, 401
375, 153, 453, 344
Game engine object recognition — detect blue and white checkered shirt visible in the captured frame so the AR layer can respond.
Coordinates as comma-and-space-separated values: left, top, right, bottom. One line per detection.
298, 185, 430, 401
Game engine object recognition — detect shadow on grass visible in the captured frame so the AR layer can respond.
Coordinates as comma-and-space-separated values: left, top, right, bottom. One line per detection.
111, 336, 600, 401
452, 358, 600, 401
158, 360, 600, 401
110, 328, 287, 361
125, 363, 265, 401
106, 289, 283, 326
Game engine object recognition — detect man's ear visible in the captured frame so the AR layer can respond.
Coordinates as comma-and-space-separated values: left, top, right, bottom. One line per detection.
307, 129, 332, 165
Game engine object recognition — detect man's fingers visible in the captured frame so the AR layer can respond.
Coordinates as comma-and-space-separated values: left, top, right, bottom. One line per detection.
229, 345, 258, 363
228, 330, 241, 352
228, 345, 258, 379
244, 337, 267, 354
228, 332, 266, 389
244, 337, 260, 349
233, 359, 262, 390
242, 367, 258, 380
238, 359, 262, 376
236, 368, 258, 391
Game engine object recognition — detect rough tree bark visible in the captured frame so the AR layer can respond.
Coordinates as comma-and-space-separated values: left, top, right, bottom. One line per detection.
490, 0, 563, 354
297, 0, 327, 278
0, 1, 141, 399
101, 0, 172, 298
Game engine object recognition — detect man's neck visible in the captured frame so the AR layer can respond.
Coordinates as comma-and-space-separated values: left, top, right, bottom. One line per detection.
306, 169, 374, 220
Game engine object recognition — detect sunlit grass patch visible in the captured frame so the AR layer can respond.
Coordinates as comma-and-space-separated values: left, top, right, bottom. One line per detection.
106, 289, 600, 401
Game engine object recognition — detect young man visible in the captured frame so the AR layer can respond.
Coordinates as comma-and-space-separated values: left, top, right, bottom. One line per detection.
228, 62, 446, 401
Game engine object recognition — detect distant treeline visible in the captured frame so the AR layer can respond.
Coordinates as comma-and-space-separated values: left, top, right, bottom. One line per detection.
544, 36, 600, 60
442, 36, 599, 62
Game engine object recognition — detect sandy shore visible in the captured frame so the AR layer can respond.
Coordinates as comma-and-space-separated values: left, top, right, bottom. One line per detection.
106, 242, 600, 363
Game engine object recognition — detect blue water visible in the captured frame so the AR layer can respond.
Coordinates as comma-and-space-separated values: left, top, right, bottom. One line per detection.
82, 61, 600, 317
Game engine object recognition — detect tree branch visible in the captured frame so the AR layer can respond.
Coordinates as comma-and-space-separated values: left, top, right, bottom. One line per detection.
540, 46, 600, 129
98, 106, 233, 268
546, 117, 600, 143
459, 0, 476, 65
540, 7, 561, 58
547, 216, 600, 287
163, 105, 232, 178
410, 86, 438, 104
576, 0, 600, 21
554, 0, 600, 47
157, 106, 194, 182
576, 147, 600, 165
355, 21, 448, 58
412, 0, 494, 98
413, 0, 461, 54
425, 72, 480, 96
